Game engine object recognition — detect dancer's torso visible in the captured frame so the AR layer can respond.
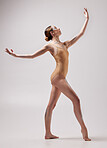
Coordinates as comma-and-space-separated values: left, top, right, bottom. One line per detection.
48, 42, 69, 82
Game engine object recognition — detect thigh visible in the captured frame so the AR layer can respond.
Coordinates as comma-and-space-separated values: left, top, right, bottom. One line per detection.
52, 77, 79, 102
47, 85, 61, 108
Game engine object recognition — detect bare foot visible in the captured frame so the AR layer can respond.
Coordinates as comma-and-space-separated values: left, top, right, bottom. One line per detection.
45, 134, 59, 139
81, 128, 91, 141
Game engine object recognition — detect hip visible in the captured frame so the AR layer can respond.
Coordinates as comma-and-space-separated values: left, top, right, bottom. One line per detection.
50, 73, 66, 85
50, 71, 67, 84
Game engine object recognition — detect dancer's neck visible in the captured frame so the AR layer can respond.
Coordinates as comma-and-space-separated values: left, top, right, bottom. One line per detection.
51, 37, 61, 44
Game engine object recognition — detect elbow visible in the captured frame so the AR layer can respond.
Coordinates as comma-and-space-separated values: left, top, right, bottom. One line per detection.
81, 32, 84, 36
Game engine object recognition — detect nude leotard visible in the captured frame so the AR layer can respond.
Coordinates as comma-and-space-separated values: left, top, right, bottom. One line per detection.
49, 42, 69, 82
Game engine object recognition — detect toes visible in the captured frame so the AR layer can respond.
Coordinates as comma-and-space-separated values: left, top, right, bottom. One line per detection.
45, 135, 59, 139
84, 137, 91, 141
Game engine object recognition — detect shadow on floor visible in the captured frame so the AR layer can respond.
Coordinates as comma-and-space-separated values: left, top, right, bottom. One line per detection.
58, 136, 107, 142
57, 137, 83, 141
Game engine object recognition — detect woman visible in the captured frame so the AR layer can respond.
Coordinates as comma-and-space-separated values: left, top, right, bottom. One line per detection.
5, 8, 91, 141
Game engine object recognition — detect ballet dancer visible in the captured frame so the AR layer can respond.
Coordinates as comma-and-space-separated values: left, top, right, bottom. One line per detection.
5, 8, 91, 141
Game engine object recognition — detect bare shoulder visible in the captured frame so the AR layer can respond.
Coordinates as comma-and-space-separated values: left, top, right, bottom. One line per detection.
44, 43, 53, 49
62, 41, 69, 49
41, 43, 52, 52
44, 43, 54, 54
63, 33, 83, 48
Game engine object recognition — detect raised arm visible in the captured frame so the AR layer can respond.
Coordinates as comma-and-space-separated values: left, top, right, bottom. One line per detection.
64, 8, 89, 49
5, 45, 50, 59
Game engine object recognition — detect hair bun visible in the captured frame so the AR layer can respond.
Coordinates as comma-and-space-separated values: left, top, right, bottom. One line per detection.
44, 26, 53, 41
45, 36, 49, 41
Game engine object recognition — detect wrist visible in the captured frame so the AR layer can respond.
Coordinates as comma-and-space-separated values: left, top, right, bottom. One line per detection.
86, 17, 89, 20
11, 53, 17, 57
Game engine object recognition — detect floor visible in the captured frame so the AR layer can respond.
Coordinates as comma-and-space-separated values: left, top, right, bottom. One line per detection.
1, 136, 107, 148
0, 104, 107, 148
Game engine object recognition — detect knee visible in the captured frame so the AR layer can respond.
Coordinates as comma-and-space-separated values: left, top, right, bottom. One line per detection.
46, 104, 55, 112
52, 104, 56, 110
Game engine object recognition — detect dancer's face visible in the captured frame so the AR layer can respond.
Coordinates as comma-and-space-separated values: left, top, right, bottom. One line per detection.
50, 26, 61, 37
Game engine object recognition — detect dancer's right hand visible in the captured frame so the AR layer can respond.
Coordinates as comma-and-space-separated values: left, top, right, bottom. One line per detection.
5, 48, 16, 57
5, 48, 12, 54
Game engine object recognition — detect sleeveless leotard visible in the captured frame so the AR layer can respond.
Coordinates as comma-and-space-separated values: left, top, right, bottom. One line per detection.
49, 42, 69, 82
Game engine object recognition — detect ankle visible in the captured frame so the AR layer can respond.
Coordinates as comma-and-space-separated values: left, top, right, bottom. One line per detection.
45, 132, 52, 136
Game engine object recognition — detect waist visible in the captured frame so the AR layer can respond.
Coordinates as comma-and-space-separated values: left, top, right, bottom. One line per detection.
50, 67, 68, 82
56, 62, 68, 72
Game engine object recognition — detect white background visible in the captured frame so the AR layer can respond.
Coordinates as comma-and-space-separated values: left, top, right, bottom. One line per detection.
0, 0, 107, 147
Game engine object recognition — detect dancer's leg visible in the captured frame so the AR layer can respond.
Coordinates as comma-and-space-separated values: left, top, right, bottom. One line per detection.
44, 85, 61, 139
51, 76, 91, 141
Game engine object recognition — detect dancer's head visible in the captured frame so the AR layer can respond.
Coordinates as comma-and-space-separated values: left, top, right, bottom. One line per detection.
44, 25, 61, 41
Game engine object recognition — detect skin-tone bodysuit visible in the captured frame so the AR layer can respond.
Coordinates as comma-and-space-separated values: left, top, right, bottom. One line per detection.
49, 42, 69, 82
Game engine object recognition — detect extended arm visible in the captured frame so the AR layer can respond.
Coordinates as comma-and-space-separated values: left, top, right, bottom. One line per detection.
65, 8, 89, 48
5, 45, 49, 59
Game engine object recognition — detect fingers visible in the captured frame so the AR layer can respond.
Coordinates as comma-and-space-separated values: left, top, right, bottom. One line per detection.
5, 48, 8, 51
5, 48, 11, 54
5, 48, 8, 53
5, 48, 14, 55
84, 8, 87, 11
84, 8, 88, 14
83, 8, 89, 19
11, 49, 13, 52
5, 48, 9, 53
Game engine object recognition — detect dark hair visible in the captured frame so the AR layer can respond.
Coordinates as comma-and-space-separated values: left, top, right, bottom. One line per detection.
44, 25, 53, 41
